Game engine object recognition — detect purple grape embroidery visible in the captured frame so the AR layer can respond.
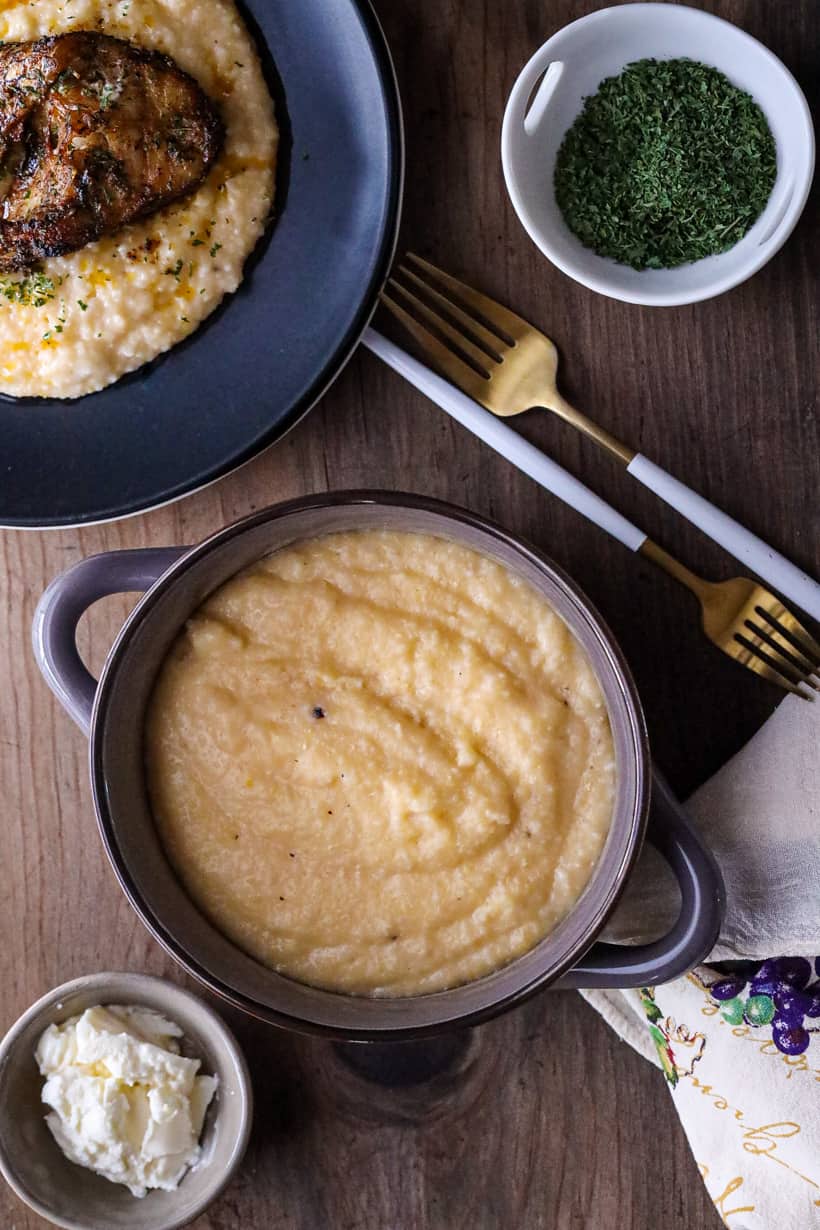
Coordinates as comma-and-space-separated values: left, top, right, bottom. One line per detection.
702, 956, 820, 1056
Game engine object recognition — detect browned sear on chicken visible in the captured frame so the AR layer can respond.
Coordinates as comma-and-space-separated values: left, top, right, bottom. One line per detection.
0, 32, 224, 272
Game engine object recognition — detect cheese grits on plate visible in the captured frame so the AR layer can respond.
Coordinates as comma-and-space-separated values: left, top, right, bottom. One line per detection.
0, 0, 278, 399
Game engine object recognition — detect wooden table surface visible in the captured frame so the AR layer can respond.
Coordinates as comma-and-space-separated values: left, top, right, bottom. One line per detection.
2, 1, 818, 1226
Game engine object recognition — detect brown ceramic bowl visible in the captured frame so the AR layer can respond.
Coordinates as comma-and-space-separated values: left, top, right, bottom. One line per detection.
0, 973, 252, 1230
32, 493, 723, 1040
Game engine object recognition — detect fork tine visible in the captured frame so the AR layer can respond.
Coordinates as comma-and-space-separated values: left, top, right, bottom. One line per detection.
406, 253, 531, 343
733, 632, 815, 699
397, 265, 506, 361
380, 288, 491, 403
744, 617, 820, 686
755, 603, 820, 668
387, 278, 495, 377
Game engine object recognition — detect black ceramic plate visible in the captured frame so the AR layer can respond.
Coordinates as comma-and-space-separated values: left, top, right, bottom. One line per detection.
0, 0, 402, 528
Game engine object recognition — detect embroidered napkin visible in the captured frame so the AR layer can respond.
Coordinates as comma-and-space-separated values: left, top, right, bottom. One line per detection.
582, 697, 820, 1228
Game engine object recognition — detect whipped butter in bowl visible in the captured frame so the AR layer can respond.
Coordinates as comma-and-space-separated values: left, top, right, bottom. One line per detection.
36, 1005, 216, 1197
0, 973, 251, 1230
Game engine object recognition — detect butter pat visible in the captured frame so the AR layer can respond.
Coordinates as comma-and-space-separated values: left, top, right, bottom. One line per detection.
35, 1004, 217, 1197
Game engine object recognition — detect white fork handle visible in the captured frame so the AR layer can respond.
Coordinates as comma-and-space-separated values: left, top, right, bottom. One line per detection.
363, 328, 646, 552
627, 455, 820, 621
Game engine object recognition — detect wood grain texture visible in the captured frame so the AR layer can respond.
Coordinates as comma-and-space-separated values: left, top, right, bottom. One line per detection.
1, 0, 818, 1226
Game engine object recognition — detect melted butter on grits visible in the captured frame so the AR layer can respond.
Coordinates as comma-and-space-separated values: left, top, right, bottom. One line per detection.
0, 0, 277, 399
146, 532, 617, 997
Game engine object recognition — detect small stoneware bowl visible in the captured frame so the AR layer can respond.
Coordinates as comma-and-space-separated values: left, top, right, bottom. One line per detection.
31, 492, 724, 1040
0, 973, 252, 1230
501, 3, 815, 305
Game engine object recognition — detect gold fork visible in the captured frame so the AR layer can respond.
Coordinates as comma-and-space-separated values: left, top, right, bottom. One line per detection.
378, 256, 820, 698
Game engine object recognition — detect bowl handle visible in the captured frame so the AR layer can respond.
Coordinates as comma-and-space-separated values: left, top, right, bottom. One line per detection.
502, 45, 565, 153
555, 769, 725, 989
32, 548, 186, 736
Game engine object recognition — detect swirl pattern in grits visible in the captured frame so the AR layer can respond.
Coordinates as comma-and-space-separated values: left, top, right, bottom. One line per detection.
146, 532, 617, 997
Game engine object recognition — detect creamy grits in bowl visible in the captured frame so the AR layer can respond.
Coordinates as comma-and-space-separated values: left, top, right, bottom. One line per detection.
0, 0, 277, 399
32, 493, 724, 1038
145, 530, 617, 997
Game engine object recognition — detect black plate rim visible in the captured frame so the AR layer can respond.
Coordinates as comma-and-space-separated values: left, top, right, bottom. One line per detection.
2, 0, 404, 531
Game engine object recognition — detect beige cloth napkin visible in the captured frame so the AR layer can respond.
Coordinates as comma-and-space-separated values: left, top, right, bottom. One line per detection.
582, 697, 820, 1228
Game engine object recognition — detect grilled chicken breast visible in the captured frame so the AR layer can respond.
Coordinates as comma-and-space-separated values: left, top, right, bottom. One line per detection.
0, 32, 223, 272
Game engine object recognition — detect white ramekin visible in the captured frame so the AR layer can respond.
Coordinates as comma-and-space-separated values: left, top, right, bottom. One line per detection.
501, 3, 815, 306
